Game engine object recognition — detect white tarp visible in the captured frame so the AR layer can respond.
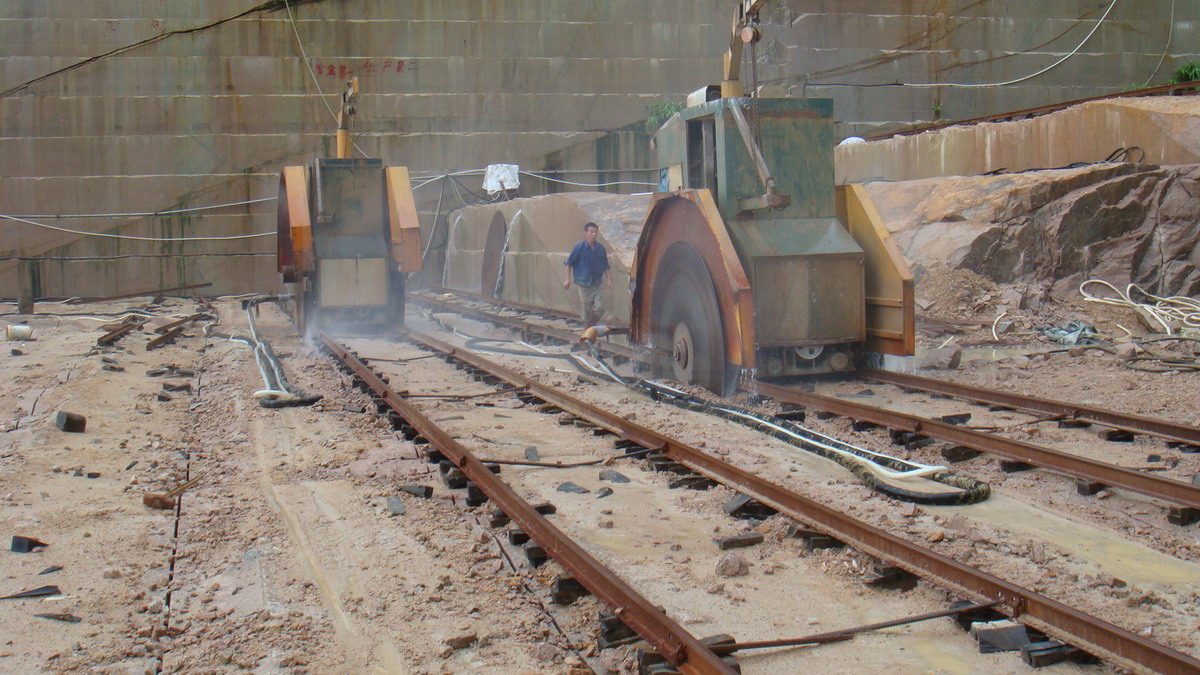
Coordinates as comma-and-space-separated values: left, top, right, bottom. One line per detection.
482, 164, 520, 195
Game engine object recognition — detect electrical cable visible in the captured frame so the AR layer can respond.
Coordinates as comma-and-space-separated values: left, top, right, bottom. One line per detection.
632, 379, 990, 505
0, 0, 288, 99
451, 175, 500, 204
0, 213, 274, 242
419, 175, 448, 265
410, 168, 658, 192
222, 299, 323, 407
762, 0, 1122, 91
0, 253, 273, 262
518, 171, 658, 188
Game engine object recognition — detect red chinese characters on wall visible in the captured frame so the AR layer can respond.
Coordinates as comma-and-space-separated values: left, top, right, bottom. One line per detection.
313, 60, 413, 79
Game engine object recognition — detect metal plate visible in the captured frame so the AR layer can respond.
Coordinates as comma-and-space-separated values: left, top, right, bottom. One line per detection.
318, 258, 389, 307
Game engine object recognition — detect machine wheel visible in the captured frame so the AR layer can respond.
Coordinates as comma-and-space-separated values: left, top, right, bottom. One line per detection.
651, 242, 732, 395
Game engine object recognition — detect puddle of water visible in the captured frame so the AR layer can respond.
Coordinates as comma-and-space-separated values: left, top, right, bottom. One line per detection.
956, 345, 1049, 362
909, 639, 976, 674
960, 494, 1200, 587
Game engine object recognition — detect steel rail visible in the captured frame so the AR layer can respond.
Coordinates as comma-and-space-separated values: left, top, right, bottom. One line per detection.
752, 380, 1200, 511
413, 290, 641, 360
861, 367, 1200, 447
393, 326, 1200, 674
425, 286, 593, 326
414, 292, 603, 350
317, 332, 733, 675
412, 291, 1200, 509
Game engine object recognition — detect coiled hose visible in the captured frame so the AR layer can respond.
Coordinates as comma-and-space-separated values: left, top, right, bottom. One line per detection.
1081, 279, 1200, 334
203, 300, 321, 408
244, 303, 321, 408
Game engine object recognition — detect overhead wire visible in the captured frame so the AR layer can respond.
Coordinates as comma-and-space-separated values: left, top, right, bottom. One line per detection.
1141, 0, 1176, 87
282, 0, 369, 159
0, 0, 288, 99
518, 171, 658, 188
0, 213, 274, 242
770, 0, 1122, 91
901, 0, 1121, 88
13, 197, 276, 220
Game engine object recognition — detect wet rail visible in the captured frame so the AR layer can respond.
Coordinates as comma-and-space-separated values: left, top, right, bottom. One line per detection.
362, 322, 1200, 674
751, 380, 1200, 514
318, 332, 736, 675
861, 367, 1200, 447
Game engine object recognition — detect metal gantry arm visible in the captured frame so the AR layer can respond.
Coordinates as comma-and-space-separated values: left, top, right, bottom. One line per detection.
729, 100, 790, 212
335, 76, 359, 159
721, 0, 769, 98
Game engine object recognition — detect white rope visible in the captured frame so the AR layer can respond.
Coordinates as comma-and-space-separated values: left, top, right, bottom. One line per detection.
1080, 279, 1200, 334
16, 197, 275, 219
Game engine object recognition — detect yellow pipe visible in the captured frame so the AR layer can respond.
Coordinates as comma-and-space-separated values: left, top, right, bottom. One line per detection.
336, 129, 350, 159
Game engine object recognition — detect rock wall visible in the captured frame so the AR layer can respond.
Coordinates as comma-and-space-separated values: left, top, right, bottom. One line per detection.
1, 1, 1194, 297
836, 97, 1200, 184
866, 163, 1200, 299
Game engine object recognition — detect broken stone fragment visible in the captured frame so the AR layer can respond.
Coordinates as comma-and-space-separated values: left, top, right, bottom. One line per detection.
54, 411, 86, 433
531, 642, 558, 662
444, 631, 477, 650
1114, 342, 1142, 359
385, 496, 405, 516
715, 552, 750, 577
919, 345, 962, 370
556, 482, 589, 494
598, 469, 629, 484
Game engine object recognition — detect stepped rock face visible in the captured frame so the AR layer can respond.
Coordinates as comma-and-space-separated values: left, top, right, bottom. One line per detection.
865, 163, 1200, 298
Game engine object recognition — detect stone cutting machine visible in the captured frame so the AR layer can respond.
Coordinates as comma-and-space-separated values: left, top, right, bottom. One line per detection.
276, 78, 422, 332
630, 0, 914, 393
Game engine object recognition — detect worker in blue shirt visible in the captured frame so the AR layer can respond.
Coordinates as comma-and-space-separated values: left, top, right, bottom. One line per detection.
562, 222, 612, 328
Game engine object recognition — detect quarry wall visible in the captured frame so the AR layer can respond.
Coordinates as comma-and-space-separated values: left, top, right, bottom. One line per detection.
0, 0, 1195, 297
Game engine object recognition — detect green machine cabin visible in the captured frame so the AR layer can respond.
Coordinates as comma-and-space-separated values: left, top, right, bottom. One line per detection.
630, 94, 912, 394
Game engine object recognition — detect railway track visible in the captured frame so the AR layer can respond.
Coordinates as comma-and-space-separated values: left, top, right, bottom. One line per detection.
317, 318, 1200, 674
411, 289, 1200, 524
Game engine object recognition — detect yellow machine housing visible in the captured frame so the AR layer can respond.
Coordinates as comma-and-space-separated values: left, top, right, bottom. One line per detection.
277, 158, 422, 331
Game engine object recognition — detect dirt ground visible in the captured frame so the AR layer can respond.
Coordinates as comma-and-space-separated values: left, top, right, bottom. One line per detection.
1, 288, 1197, 674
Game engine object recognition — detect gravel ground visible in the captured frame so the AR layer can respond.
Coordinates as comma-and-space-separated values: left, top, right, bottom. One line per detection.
1, 293, 1197, 674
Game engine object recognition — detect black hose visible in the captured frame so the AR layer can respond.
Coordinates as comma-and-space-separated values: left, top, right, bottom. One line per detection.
634, 380, 990, 506
457, 329, 990, 505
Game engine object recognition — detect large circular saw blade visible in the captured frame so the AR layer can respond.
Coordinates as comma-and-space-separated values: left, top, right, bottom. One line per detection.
651, 241, 729, 394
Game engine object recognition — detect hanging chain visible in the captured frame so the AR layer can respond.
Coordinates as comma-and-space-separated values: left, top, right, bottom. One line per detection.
749, 23, 763, 146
